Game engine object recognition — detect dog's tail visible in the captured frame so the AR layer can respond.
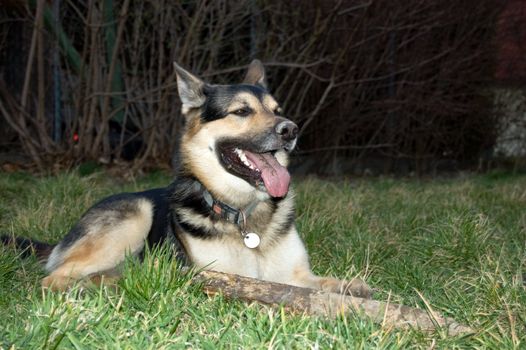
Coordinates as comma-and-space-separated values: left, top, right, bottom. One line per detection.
1, 234, 55, 262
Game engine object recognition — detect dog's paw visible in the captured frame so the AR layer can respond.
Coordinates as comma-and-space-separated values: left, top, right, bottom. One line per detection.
319, 277, 373, 299
343, 278, 373, 299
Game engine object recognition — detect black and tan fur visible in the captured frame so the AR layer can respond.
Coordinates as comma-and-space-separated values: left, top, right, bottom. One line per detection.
2, 60, 371, 297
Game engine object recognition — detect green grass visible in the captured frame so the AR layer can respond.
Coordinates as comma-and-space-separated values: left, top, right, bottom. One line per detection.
1, 170, 525, 349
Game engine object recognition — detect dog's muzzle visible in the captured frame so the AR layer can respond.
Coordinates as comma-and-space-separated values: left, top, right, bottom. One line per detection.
216, 117, 298, 198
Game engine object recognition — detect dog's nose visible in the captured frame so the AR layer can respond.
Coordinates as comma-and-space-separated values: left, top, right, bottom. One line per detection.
275, 120, 299, 141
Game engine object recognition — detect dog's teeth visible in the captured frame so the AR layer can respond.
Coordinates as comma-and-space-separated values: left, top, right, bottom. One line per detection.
233, 148, 260, 171
235, 149, 250, 165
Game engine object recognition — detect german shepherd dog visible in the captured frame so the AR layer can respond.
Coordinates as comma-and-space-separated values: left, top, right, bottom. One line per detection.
2, 60, 371, 298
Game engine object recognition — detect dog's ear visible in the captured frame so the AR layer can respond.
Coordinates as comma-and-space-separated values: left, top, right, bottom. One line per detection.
243, 59, 267, 89
173, 62, 206, 111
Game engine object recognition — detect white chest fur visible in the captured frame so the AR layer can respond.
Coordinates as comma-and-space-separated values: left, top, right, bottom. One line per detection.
182, 234, 260, 277
181, 228, 311, 285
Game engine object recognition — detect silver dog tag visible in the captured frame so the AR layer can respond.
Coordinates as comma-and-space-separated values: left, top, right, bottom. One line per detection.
243, 232, 260, 249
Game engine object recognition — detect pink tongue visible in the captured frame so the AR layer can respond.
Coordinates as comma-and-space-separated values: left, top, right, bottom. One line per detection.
244, 151, 290, 197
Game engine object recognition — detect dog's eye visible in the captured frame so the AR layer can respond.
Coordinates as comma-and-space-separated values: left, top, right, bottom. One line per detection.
273, 107, 283, 116
231, 108, 251, 117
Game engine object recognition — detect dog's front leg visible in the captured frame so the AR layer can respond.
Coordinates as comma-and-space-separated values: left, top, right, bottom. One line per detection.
265, 229, 373, 298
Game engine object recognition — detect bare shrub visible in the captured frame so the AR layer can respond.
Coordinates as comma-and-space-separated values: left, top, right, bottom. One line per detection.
0, 0, 500, 174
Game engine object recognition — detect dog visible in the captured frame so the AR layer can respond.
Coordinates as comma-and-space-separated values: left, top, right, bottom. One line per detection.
1, 60, 372, 298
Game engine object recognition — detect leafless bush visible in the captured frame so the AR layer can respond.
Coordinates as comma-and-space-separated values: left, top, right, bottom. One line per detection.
269, 0, 500, 174
0, 0, 501, 173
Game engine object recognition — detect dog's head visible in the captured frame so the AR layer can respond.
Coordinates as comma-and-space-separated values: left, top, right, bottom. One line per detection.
174, 60, 298, 203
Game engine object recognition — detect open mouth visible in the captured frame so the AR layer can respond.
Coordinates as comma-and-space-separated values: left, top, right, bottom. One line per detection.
218, 145, 291, 198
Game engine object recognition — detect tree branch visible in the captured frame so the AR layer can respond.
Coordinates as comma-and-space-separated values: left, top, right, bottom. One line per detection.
193, 270, 473, 336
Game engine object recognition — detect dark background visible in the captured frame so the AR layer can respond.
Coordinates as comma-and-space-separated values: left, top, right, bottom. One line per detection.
0, 0, 524, 175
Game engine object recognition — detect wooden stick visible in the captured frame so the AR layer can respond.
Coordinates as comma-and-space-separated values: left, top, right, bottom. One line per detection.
193, 270, 473, 336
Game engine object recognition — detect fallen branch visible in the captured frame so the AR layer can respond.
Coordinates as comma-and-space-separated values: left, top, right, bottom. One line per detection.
193, 270, 473, 336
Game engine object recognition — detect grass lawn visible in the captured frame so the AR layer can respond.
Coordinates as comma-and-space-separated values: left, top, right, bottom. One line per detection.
0, 170, 525, 349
